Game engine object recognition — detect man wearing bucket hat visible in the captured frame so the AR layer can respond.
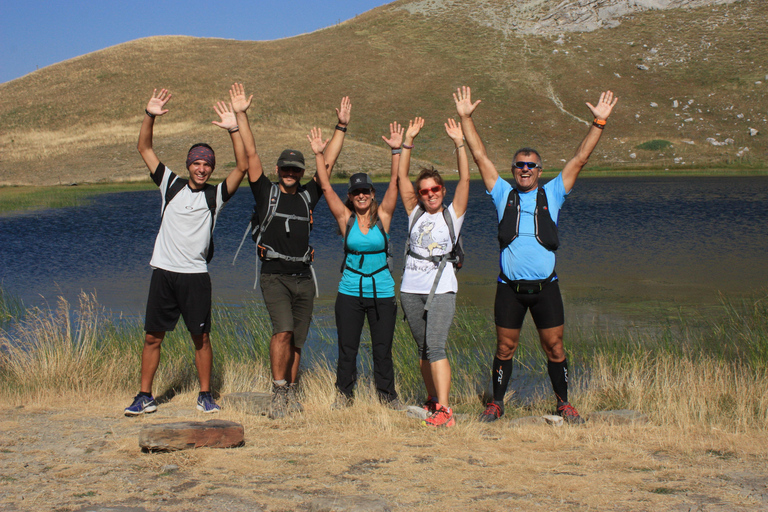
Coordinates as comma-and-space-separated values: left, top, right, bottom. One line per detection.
231, 84, 351, 418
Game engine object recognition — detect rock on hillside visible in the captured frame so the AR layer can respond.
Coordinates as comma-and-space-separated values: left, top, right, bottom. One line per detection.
398, 0, 738, 35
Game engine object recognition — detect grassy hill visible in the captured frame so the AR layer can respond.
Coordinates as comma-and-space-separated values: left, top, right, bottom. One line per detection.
0, 0, 765, 186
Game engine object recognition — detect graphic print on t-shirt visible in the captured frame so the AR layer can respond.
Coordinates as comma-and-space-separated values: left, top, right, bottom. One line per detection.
406, 219, 448, 272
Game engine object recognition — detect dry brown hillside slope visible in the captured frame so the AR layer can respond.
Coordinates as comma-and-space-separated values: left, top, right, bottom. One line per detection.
0, 0, 765, 186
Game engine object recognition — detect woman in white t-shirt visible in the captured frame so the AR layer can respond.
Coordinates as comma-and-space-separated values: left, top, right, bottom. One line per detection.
397, 116, 470, 428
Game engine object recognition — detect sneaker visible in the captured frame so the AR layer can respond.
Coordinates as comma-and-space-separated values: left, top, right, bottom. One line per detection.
330, 392, 353, 410
479, 400, 504, 423
384, 397, 408, 411
422, 405, 455, 428
197, 392, 220, 414
268, 383, 289, 419
557, 402, 585, 425
422, 396, 439, 414
124, 394, 158, 416
287, 383, 304, 414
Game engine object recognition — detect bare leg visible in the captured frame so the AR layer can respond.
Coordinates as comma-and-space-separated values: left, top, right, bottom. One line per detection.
140, 331, 165, 394
270, 331, 294, 381
430, 358, 452, 407
538, 325, 565, 362
191, 333, 212, 392
420, 359, 437, 398
288, 345, 301, 383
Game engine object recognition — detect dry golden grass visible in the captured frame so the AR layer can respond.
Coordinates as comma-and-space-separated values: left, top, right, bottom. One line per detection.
1, 388, 767, 511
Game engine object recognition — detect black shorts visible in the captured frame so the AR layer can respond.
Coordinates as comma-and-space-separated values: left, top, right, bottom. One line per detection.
144, 268, 212, 335
494, 280, 564, 330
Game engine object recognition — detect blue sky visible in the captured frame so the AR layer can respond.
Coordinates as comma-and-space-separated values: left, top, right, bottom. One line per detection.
0, 0, 391, 84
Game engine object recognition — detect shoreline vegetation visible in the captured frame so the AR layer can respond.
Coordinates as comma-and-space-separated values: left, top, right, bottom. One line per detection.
1, 167, 766, 215
1, 287, 766, 432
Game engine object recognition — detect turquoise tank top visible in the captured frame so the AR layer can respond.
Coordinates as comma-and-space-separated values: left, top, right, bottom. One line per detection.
338, 219, 395, 298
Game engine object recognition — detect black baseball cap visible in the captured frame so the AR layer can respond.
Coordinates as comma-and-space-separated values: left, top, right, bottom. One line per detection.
348, 173, 374, 192
277, 149, 305, 170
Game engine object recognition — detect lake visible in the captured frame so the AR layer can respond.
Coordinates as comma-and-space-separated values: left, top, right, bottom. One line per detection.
2, 176, 767, 329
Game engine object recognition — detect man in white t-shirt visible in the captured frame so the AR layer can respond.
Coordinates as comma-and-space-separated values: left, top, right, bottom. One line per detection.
124, 88, 253, 416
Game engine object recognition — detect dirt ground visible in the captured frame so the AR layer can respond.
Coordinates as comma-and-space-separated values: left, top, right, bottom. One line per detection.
0, 394, 766, 512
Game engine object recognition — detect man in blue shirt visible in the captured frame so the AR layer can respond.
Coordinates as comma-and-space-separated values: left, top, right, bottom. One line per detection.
454, 87, 618, 424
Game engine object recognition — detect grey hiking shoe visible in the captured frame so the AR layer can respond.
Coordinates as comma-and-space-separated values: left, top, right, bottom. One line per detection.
287, 383, 304, 414
268, 382, 289, 419
479, 400, 504, 422
330, 392, 353, 410
384, 397, 408, 411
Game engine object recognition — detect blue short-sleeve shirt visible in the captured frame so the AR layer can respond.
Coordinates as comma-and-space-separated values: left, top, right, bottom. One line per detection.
488, 173, 569, 281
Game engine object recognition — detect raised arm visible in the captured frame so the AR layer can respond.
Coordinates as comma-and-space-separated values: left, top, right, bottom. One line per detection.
212, 101, 248, 193
454, 86, 499, 192
137, 89, 172, 173
229, 83, 265, 183
308, 127, 350, 233
318, 96, 351, 181
397, 117, 424, 216
445, 118, 470, 217
376, 122, 404, 231
561, 90, 618, 192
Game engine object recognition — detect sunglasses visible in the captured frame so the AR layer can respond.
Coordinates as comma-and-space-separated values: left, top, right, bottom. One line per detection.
418, 185, 443, 196
350, 188, 371, 196
514, 161, 541, 170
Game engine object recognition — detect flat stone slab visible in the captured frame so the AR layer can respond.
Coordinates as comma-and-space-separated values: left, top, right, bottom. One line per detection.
587, 409, 651, 425
542, 414, 564, 426
219, 392, 271, 415
139, 419, 244, 452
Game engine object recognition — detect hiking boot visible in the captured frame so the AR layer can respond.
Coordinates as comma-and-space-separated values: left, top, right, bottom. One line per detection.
479, 400, 504, 423
384, 397, 408, 411
422, 396, 439, 414
196, 392, 220, 414
330, 392, 353, 410
422, 405, 455, 428
124, 394, 158, 416
268, 383, 289, 419
557, 402, 585, 425
287, 383, 304, 414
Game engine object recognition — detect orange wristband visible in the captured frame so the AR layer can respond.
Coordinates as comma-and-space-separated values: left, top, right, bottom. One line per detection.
593, 118, 607, 126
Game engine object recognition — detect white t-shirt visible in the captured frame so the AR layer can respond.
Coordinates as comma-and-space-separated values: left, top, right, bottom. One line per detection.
400, 203, 464, 294
150, 165, 226, 274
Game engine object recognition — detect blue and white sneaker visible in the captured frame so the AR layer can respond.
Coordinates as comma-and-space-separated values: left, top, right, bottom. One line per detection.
197, 392, 220, 414
124, 394, 158, 416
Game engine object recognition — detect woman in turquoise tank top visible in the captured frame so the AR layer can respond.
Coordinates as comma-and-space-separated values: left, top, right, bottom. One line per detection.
308, 118, 404, 409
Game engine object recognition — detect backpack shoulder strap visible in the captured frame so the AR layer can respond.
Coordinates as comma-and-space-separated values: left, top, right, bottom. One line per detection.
441, 205, 455, 246
162, 175, 188, 217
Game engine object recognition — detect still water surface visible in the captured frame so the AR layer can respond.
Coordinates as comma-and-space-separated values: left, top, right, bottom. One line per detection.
2, 176, 767, 326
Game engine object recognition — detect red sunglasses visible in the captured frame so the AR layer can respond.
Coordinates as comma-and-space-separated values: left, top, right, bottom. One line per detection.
418, 185, 442, 196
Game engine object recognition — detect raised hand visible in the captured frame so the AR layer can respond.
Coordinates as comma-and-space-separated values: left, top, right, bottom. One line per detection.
586, 90, 618, 121
444, 118, 463, 144
405, 117, 425, 141
307, 127, 329, 155
212, 101, 237, 131
229, 83, 253, 114
146, 88, 172, 116
453, 86, 481, 118
382, 122, 404, 149
336, 96, 352, 125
